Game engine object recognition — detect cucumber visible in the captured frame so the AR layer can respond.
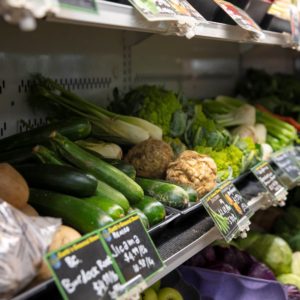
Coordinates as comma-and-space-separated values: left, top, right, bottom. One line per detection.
83, 148, 136, 179
128, 207, 149, 229
136, 178, 189, 209
16, 164, 98, 197
84, 196, 125, 220
0, 117, 91, 152
0, 147, 36, 165
95, 181, 130, 213
134, 196, 166, 226
29, 189, 113, 233
33, 145, 65, 165
158, 180, 198, 203
178, 184, 198, 202
51, 132, 144, 204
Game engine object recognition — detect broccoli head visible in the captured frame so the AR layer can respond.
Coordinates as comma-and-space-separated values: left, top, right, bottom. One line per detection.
109, 85, 181, 136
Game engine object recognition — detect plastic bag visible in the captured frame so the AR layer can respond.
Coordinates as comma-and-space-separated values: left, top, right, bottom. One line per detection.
0, 199, 61, 299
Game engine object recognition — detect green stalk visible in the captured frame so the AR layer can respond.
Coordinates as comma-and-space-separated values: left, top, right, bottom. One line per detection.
37, 76, 162, 140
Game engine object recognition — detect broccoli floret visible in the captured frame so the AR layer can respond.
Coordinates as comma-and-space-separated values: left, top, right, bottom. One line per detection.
195, 145, 243, 181
111, 85, 182, 136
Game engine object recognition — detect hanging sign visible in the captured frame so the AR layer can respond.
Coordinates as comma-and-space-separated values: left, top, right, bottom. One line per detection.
45, 213, 164, 300
213, 0, 264, 39
272, 147, 300, 187
251, 161, 287, 206
202, 180, 251, 242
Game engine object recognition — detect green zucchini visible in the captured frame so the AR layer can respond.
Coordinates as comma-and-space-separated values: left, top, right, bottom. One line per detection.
95, 181, 130, 212
16, 164, 98, 197
51, 132, 144, 204
136, 177, 189, 209
29, 189, 113, 233
0, 147, 36, 165
0, 117, 91, 152
33, 145, 65, 165
84, 196, 125, 220
128, 207, 149, 229
134, 196, 166, 226
83, 148, 136, 179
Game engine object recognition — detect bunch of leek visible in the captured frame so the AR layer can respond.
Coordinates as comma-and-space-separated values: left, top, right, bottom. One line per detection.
203, 96, 256, 128
30, 74, 162, 144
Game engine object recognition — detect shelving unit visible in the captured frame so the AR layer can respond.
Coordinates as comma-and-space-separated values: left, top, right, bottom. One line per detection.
47, 1, 292, 47
0, 1, 298, 299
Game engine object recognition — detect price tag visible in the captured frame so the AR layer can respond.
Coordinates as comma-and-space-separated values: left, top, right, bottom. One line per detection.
202, 181, 251, 242
128, 0, 206, 21
272, 148, 300, 187
45, 213, 164, 300
59, 0, 98, 13
251, 162, 287, 206
213, 0, 264, 39
290, 4, 300, 49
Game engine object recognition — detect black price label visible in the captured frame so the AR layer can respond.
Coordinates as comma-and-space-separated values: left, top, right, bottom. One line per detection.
59, 0, 98, 13
202, 181, 250, 242
101, 216, 163, 282
45, 214, 163, 300
272, 149, 300, 181
252, 162, 286, 201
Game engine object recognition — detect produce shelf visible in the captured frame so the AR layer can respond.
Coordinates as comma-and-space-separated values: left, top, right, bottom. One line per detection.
13, 214, 218, 299
47, 1, 292, 47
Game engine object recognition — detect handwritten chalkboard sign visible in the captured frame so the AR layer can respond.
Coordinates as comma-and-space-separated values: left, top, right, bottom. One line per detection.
45, 214, 164, 300
202, 181, 250, 242
59, 0, 98, 13
272, 149, 300, 183
252, 162, 286, 205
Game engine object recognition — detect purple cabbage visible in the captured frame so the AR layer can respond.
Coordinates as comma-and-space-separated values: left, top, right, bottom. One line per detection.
286, 285, 300, 300
208, 263, 240, 275
201, 246, 216, 265
185, 252, 206, 268
247, 262, 276, 281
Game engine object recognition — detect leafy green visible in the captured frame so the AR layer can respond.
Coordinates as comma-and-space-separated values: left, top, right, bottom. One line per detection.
184, 104, 229, 150
195, 144, 243, 181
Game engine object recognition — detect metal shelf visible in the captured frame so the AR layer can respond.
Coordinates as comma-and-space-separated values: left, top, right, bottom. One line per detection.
47, 1, 292, 47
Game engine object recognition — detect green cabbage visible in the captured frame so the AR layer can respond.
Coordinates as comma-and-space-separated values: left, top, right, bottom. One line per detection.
247, 234, 292, 275
277, 274, 300, 290
292, 252, 300, 276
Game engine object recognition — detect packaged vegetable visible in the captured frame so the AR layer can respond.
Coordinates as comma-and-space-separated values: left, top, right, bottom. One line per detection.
0, 200, 60, 298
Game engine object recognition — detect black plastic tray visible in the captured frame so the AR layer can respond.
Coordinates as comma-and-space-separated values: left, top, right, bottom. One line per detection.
148, 206, 181, 237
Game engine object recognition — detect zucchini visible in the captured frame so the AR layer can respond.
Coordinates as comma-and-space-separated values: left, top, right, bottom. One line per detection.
128, 207, 149, 229
84, 196, 125, 220
0, 117, 91, 152
51, 132, 144, 204
29, 189, 113, 233
95, 181, 130, 212
136, 177, 189, 209
0, 147, 36, 165
33, 145, 65, 165
83, 148, 136, 179
134, 196, 166, 226
16, 164, 98, 197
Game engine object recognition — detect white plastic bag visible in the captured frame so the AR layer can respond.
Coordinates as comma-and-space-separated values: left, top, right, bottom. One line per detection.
0, 200, 61, 299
